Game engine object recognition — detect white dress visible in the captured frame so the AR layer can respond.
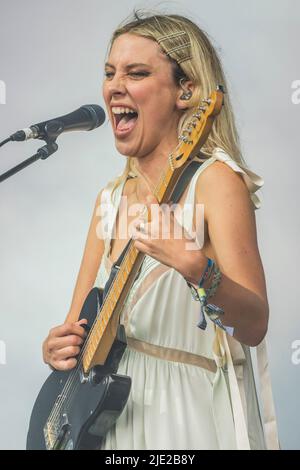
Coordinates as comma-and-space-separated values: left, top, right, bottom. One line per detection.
95, 148, 280, 450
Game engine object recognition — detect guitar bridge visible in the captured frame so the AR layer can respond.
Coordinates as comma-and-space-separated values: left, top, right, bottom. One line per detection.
44, 413, 73, 450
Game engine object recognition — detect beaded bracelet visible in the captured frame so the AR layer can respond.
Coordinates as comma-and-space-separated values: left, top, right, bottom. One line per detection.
199, 257, 214, 287
187, 262, 222, 300
206, 264, 222, 299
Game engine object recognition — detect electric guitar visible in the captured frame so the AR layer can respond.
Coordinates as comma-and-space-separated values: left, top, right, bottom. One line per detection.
26, 88, 224, 450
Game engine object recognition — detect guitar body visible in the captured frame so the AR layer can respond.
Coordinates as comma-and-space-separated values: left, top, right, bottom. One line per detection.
26, 287, 131, 450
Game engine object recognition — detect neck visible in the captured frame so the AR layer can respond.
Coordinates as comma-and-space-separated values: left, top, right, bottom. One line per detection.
133, 134, 179, 199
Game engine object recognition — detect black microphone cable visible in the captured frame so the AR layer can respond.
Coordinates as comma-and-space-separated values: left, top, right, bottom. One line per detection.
0, 137, 11, 148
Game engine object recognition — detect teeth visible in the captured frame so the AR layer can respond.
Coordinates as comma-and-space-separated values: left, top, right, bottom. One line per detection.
112, 107, 137, 114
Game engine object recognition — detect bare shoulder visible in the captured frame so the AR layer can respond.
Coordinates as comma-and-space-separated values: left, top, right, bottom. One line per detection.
194, 160, 253, 220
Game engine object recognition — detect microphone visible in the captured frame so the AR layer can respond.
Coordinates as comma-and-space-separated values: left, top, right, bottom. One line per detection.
9, 104, 106, 142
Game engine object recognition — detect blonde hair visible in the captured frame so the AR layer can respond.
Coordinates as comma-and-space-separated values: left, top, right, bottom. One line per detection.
106, 11, 246, 190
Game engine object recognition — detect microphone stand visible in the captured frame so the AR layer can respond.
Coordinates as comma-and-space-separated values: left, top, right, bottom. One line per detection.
0, 138, 58, 183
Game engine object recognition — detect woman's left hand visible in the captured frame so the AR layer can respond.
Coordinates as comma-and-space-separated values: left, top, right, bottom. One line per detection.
132, 194, 207, 284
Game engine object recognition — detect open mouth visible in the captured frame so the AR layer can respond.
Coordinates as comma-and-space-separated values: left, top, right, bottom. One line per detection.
112, 108, 139, 133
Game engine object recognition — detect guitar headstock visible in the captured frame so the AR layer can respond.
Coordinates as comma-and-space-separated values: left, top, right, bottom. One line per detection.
169, 87, 224, 169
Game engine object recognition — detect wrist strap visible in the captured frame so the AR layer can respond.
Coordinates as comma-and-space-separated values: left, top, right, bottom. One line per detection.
199, 258, 214, 287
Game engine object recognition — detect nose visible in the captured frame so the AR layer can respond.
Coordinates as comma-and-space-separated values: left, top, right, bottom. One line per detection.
106, 72, 127, 98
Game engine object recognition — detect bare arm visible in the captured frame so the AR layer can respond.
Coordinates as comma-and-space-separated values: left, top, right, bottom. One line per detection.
182, 161, 269, 346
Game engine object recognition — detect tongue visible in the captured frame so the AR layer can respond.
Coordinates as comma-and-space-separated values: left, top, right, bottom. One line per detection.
117, 114, 138, 131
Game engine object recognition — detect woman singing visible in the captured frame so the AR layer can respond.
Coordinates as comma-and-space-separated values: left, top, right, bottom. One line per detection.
42, 12, 279, 450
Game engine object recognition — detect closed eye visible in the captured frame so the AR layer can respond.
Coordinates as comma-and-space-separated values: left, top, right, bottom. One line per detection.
129, 72, 150, 77
104, 71, 150, 79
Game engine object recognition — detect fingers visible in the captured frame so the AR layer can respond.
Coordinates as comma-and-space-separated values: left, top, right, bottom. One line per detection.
44, 319, 88, 371
47, 334, 84, 351
51, 357, 78, 371
45, 341, 82, 371
132, 219, 150, 240
52, 345, 81, 361
133, 203, 177, 240
49, 321, 87, 340
75, 318, 88, 327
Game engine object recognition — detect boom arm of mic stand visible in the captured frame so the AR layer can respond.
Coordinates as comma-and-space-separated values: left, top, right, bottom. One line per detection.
0, 140, 58, 183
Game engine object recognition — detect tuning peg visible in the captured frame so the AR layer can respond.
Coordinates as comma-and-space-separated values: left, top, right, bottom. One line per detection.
184, 125, 193, 135
202, 98, 211, 105
179, 134, 194, 144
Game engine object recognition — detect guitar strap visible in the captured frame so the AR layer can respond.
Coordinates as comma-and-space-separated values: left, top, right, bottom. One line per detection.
103, 159, 203, 298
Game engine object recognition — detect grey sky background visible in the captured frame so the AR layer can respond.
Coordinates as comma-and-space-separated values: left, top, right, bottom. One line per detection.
0, 0, 299, 450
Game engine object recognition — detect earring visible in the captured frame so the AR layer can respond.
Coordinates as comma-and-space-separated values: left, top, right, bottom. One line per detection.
179, 78, 192, 101
180, 91, 192, 101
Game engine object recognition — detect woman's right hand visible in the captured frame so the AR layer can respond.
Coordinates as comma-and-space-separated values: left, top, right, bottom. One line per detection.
43, 318, 88, 371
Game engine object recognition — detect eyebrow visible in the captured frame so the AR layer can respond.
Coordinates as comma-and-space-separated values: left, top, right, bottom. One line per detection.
104, 62, 151, 69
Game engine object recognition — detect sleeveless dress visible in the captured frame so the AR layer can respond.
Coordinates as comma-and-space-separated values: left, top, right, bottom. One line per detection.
94, 147, 280, 450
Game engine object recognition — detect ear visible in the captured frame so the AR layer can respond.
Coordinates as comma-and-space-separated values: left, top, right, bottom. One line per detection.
175, 79, 195, 111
